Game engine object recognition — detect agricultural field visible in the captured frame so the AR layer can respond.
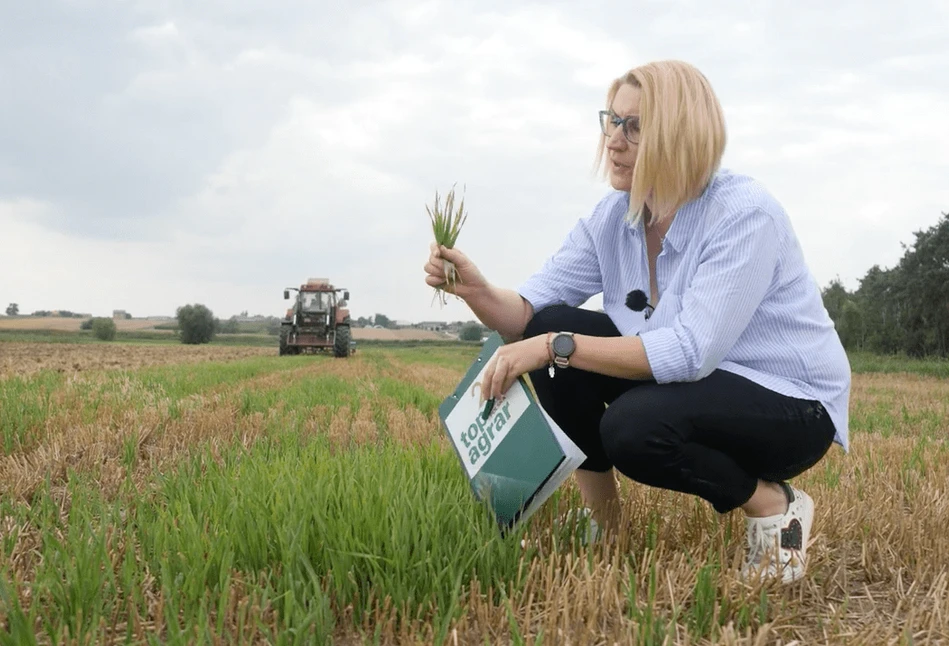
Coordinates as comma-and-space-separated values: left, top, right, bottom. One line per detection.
0, 343, 274, 379
0, 342, 947, 644
0, 318, 171, 332
0, 317, 451, 343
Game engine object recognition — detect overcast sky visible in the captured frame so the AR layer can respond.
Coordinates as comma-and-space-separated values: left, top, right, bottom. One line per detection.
2, 0, 948, 323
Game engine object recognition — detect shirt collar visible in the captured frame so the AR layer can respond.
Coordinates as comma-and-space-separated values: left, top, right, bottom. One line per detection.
647, 174, 717, 253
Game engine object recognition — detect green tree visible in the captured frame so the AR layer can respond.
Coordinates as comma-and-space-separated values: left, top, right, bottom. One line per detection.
218, 316, 240, 334
5, 303, 18, 316
892, 211, 949, 356
829, 209, 949, 357
176, 304, 217, 344
374, 314, 392, 328
459, 323, 484, 342
853, 264, 905, 355
821, 278, 850, 326
821, 278, 865, 350
839, 300, 865, 350
91, 317, 117, 341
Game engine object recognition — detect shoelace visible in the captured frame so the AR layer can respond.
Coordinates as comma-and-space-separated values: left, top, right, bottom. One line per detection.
745, 520, 779, 568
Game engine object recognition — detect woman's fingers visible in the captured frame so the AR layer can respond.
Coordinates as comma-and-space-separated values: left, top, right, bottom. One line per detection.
498, 370, 514, 398
424, 242, 447, 285
423, 259, 444, 278
438, 245, 464, 264
489, 358, 501, 400
480, 359, 495, 404
488, 355, 510, 400
425, 243, 442, 272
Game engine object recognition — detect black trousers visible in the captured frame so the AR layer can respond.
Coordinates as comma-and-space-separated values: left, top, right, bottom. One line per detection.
524, 305, 837, 513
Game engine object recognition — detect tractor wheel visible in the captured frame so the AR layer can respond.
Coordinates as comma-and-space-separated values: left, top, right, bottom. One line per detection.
279, 328, 290, 356
334, 325, 351, 358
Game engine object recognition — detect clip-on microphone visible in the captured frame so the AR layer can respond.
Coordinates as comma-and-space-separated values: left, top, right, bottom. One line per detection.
625, 289, 655, 320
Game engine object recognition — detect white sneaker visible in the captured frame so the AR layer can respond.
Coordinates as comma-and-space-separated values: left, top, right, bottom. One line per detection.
740, 484, 814, 584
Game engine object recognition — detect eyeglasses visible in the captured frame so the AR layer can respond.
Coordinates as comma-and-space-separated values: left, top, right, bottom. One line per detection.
599, 110, 640, 143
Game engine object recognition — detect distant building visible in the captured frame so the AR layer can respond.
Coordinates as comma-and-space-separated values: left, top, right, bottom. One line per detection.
445, 320, 480, 335
112, 309, 128, 320
416, 321, 447, 332
393, 320, 413, 328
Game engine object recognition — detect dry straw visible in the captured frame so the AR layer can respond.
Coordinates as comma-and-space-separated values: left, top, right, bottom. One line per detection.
426, 185, 468, 307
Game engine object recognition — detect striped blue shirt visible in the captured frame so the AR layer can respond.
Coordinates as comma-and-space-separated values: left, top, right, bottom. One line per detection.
518, 169, 852, 451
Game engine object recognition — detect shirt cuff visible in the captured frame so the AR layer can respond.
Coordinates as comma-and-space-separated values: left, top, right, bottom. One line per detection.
639, 327, 692, 383
516, 281, 558, 314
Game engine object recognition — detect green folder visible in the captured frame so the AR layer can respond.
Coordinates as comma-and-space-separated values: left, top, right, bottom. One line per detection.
438, 332, 587, 533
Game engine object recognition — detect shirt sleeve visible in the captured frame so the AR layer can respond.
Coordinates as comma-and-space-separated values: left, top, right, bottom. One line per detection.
517, 216, 603, 312
639, 208, 781, 383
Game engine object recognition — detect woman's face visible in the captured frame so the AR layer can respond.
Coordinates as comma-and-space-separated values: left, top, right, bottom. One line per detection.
604, 83, 641, 192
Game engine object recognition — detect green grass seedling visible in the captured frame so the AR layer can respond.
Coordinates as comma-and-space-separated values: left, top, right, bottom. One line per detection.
427, 185, 468, 306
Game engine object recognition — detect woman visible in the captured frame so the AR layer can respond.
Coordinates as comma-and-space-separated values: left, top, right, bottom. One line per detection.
423, 60, 851, 584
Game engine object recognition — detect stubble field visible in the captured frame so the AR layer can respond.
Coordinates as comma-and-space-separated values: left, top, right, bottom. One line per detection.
0, 341, 947, 645
0, 318, 451, 343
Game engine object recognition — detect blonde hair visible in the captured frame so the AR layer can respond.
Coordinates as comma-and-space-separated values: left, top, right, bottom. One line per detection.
595, 60, 726, 224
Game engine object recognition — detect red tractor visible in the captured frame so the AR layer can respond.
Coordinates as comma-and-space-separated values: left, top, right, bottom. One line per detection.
279, 278, 354, 357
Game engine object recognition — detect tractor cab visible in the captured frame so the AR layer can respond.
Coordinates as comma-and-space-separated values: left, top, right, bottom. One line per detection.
302, 291, 331, 312
279, 278, 353, 357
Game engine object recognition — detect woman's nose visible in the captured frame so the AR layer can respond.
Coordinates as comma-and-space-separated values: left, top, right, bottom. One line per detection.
606, 129, 626, 150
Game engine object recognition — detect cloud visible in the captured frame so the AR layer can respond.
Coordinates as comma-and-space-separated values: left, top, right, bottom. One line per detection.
129, 21, 182, 47
1, 0, 948, 322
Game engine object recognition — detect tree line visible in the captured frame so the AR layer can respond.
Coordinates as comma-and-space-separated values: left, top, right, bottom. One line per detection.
3, 305, 114, 318
821, 211, 949, 357
6, 211, 946, 354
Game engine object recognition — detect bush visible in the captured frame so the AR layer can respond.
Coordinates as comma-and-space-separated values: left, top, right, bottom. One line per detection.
91, 317, 117, 341
79, 318, 94, 330
459, 323, 484, 342
176, 304, 216, 344
218, 317, 240, 334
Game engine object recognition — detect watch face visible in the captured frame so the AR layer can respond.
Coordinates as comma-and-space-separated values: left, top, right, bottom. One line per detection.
552, 334, 575, 357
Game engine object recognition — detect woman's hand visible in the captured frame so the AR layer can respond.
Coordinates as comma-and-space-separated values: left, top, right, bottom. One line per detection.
423, 242, 535, 342
423, 243, 488, 300
480, 334, 550, 403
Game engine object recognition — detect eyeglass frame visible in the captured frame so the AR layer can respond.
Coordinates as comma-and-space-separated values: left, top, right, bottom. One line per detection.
599, 110, 640, 143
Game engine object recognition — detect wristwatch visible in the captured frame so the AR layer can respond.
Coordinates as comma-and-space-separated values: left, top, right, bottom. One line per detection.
550, 332, 576, 369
